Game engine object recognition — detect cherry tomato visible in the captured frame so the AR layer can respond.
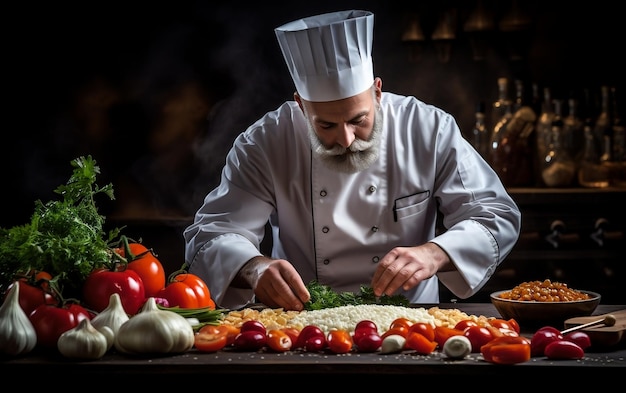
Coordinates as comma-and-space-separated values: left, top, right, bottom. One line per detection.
389, 317, 413, 331
29, 302, 91, 350
454, 319, 478, 331
507, 318, 521, 334
117, 242, 166, 298
434, 326, 465, 349
327, 329, 353, 354
83, 267, 146, 315
280, 327, 300, 345
489, 318, 520, 335
564, 331, 591, 350
405, 331, 437, 354
355, 320, 378, 334
233, 330, 267, 351
380, 326, 409, 340
194, 331, 228, 352
407, 322, 435, 342
355, 332, 382, 352
480, 336, 531, 365
157, 272, 215, 309
198, 324, 240, 346
267, 329, 293, 352
544, 339, 584, 359
463, 326, 494, 353
5, 273, 58, 315
530, 326, 563, 357
240, 320, 267, 335
294, 325, 325, 349
305, 335, 327, 352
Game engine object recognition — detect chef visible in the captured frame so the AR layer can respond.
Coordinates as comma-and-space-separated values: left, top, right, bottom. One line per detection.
184, 10, 521, 311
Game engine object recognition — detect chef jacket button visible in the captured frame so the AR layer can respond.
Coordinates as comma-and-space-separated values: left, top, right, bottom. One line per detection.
320, 190, 327, 197
372, 256, 380, 263
371, 226, 379, 232
368, 185, 377, 193
322, 226, 329, 233
323, 259, 330, 265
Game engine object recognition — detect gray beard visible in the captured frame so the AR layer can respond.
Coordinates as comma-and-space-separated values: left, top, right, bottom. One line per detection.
308, 106, 383, 174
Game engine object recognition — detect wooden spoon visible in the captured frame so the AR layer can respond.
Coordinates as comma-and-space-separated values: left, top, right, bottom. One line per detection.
560, 314, 616, 335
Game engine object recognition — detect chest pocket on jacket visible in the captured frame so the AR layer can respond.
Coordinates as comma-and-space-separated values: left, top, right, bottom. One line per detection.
393, 190, 430, 222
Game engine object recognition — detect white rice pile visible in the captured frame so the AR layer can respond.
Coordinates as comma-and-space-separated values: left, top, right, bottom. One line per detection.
289, 304, 435, 334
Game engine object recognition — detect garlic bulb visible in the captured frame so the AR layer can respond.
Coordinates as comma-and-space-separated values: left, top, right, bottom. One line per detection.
57, 318, 109, 360
0, 281, 37, 356
90, 293, 130, 349
114, 297, 195, 355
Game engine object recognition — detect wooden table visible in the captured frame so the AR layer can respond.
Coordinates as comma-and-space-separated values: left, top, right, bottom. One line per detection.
3, 303, 624, 383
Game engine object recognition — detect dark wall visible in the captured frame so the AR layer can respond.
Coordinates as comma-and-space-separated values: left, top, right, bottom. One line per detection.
3, 0, 624, 229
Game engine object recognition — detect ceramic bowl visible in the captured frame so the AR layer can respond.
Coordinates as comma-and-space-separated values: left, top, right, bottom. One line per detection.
490, 289, 601, 328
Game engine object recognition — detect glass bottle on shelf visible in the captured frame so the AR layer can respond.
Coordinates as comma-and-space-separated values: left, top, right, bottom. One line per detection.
593, 85, 612, 158
578, 120, 610, 188
541, 100, 576, 187
535, 87, 554, 184
563, 97, 584, 164
488, 77, 536, 186
608, 86, 626, 187
470, 101, 489, 160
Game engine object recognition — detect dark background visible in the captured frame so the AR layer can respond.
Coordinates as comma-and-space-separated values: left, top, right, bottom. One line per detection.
2, 1, 623, 253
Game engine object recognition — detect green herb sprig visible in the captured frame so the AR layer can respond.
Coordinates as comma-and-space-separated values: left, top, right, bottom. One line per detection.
0, 156, 122, 299
303, 280, 410, 310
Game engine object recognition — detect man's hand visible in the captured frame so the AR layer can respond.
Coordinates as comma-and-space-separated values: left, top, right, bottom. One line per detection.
371, 242, 452, 297
237, 256, 310, 311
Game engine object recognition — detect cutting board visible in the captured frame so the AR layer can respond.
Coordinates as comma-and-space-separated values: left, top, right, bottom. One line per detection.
563, 309, 626, 347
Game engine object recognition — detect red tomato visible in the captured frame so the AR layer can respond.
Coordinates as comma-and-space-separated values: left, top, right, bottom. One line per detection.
234, 330, 267, 351
327, 330, 353, 354
294, 325, 325, 349
389, 317, 413, 331
463, 326, 494, 353
355, 332, 382, 352
380, 326, 409, 340
530, 326, 563, 357
489, 318, 521, 334
198, 324, 240, 346
480, 336, 531, 365
407, 322, 435, 342
194, 331, 228, 352
454, 319, 478, 331
83, 267, 146, 315
29, 302, 91, 350
305, 336, 327, 352
267, 329, 293, 352
117, 242, 166, 298
157, 273, 215, 309
434, 326, 465, 349
405, 331, 437, 354
280, 327, 300, 345
240, 320, 267, 335
544, 339, 584, 359
6, 273, 58, 315
564, 331, 591, 350
354, 320, 378, 334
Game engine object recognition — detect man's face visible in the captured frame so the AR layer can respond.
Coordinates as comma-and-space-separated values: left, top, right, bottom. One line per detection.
303, 88, 383, 174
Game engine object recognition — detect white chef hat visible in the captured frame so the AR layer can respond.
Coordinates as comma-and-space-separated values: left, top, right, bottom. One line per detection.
275, 10, 374, 102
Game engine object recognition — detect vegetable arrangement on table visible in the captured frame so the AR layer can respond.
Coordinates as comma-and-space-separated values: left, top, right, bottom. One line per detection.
0, 156, 220, 358
0, 156, 595, 364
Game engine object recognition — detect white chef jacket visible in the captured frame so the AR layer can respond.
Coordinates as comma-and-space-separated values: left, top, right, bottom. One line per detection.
184, 92, 521, 310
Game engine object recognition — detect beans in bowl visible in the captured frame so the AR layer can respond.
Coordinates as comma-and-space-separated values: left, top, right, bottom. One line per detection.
497, 279, 592, 302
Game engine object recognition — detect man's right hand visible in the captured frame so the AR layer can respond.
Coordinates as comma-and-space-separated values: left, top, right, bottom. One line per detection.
237, 256, 310, 311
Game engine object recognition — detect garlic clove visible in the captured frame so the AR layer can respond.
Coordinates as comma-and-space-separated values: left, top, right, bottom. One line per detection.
57, 318, 109, 360
90, 292, 130, 349
0, 281, 38, 356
